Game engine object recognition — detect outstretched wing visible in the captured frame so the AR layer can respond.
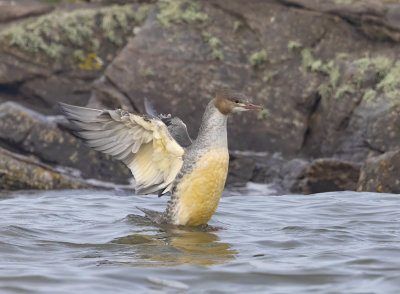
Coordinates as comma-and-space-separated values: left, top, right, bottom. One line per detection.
59, 103, 184, 195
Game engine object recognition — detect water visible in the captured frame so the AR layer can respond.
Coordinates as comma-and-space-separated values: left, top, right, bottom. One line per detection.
0, 184, 399, 294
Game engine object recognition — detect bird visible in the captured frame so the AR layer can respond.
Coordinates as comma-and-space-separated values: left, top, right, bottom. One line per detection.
59, 88, 262, 226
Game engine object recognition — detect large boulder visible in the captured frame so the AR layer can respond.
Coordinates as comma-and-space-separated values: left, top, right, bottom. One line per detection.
358, 150, 400, 193
297, 158, 361, 194
91, 0, 400, 163
0, 3, 152, 114
92, 0, 330, 155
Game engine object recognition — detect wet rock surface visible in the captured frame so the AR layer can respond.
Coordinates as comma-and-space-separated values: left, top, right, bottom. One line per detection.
0, 0, 399, 193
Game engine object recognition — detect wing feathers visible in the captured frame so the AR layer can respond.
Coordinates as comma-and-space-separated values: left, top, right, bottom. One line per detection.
59, 103, 184, 195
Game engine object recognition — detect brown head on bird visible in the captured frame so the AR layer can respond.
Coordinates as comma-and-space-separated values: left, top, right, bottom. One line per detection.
213, 88, 263, 115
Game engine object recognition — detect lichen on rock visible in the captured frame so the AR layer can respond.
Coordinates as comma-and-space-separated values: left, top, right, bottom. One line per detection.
201, 31, 223, 60
78, 53, 103, 70
350, 55, 400, 100
287, 40, 302, 52
157, 0, 208, 28
249, 49, 268, 68
301, 48, 341, 98
0, 4, 152, 63
376, 60, 400, 99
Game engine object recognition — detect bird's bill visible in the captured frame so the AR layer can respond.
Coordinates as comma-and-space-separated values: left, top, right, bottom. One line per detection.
242, 103, 263, 110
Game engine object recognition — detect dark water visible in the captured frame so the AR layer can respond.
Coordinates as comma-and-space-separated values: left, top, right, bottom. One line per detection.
0, 184, 399, 294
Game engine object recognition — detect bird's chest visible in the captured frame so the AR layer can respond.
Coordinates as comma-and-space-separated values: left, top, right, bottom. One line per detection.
175, 147, 229, 226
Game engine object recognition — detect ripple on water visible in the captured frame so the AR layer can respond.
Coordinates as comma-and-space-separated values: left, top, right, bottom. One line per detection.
0, 189, 399, 293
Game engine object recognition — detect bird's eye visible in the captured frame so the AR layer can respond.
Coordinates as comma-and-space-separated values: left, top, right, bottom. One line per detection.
235, 100, 239, 103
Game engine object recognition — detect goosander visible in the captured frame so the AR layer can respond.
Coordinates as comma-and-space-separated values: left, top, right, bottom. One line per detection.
60, 89, 262, 226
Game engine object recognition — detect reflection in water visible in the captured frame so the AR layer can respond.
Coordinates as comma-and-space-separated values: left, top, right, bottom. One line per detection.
112, 215, 237, 266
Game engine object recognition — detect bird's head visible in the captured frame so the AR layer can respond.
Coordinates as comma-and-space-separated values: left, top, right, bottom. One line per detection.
213, 88, 263, 115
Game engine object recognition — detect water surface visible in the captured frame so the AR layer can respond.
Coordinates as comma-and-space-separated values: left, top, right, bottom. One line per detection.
0, 185, 399, 293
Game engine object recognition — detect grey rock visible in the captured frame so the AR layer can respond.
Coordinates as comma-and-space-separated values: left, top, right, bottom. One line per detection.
0, 102, 132, 184
227, 153, 256, 187
358, 150, 400, 193
0, 3, 152, 113
0, 0, 52, 23
297, 158, 361, 194
0, 147, 89, 190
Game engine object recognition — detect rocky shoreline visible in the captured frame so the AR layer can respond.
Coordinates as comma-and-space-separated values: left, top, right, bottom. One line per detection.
0, 0, 399, 194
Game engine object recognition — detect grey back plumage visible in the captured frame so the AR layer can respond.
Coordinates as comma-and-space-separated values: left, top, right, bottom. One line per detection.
144, 98, 192, 148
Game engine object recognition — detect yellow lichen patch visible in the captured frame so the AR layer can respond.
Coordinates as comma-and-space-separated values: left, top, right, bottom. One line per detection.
176, 147, 229, 226
380, 161, 387, 167
78, 53, 103, 70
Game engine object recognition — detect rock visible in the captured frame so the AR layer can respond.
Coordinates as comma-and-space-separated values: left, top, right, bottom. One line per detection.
278, 0, 400, 42
227, 152, 310, 194
297, 158, 361, 194
358, 150, 400, 193
250, 156, 309, 194
226, 153, 256, 187
0, 0, 400, 192
252, 157, 284, 185
279, 159, 310, 193
0, 0, 52, 23
92, 0, 400, 163
0, 102, 132, 184
0, 147, 90, 190
302, 59, 400, 162
0, 3, 152, 114
227, 155, 362, 195
364, 102, 400, 155
89, 77, 136, 112
93, 0, 331, 155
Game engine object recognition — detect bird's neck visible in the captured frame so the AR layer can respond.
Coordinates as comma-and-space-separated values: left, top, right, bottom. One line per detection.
195, 100, 228, 148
